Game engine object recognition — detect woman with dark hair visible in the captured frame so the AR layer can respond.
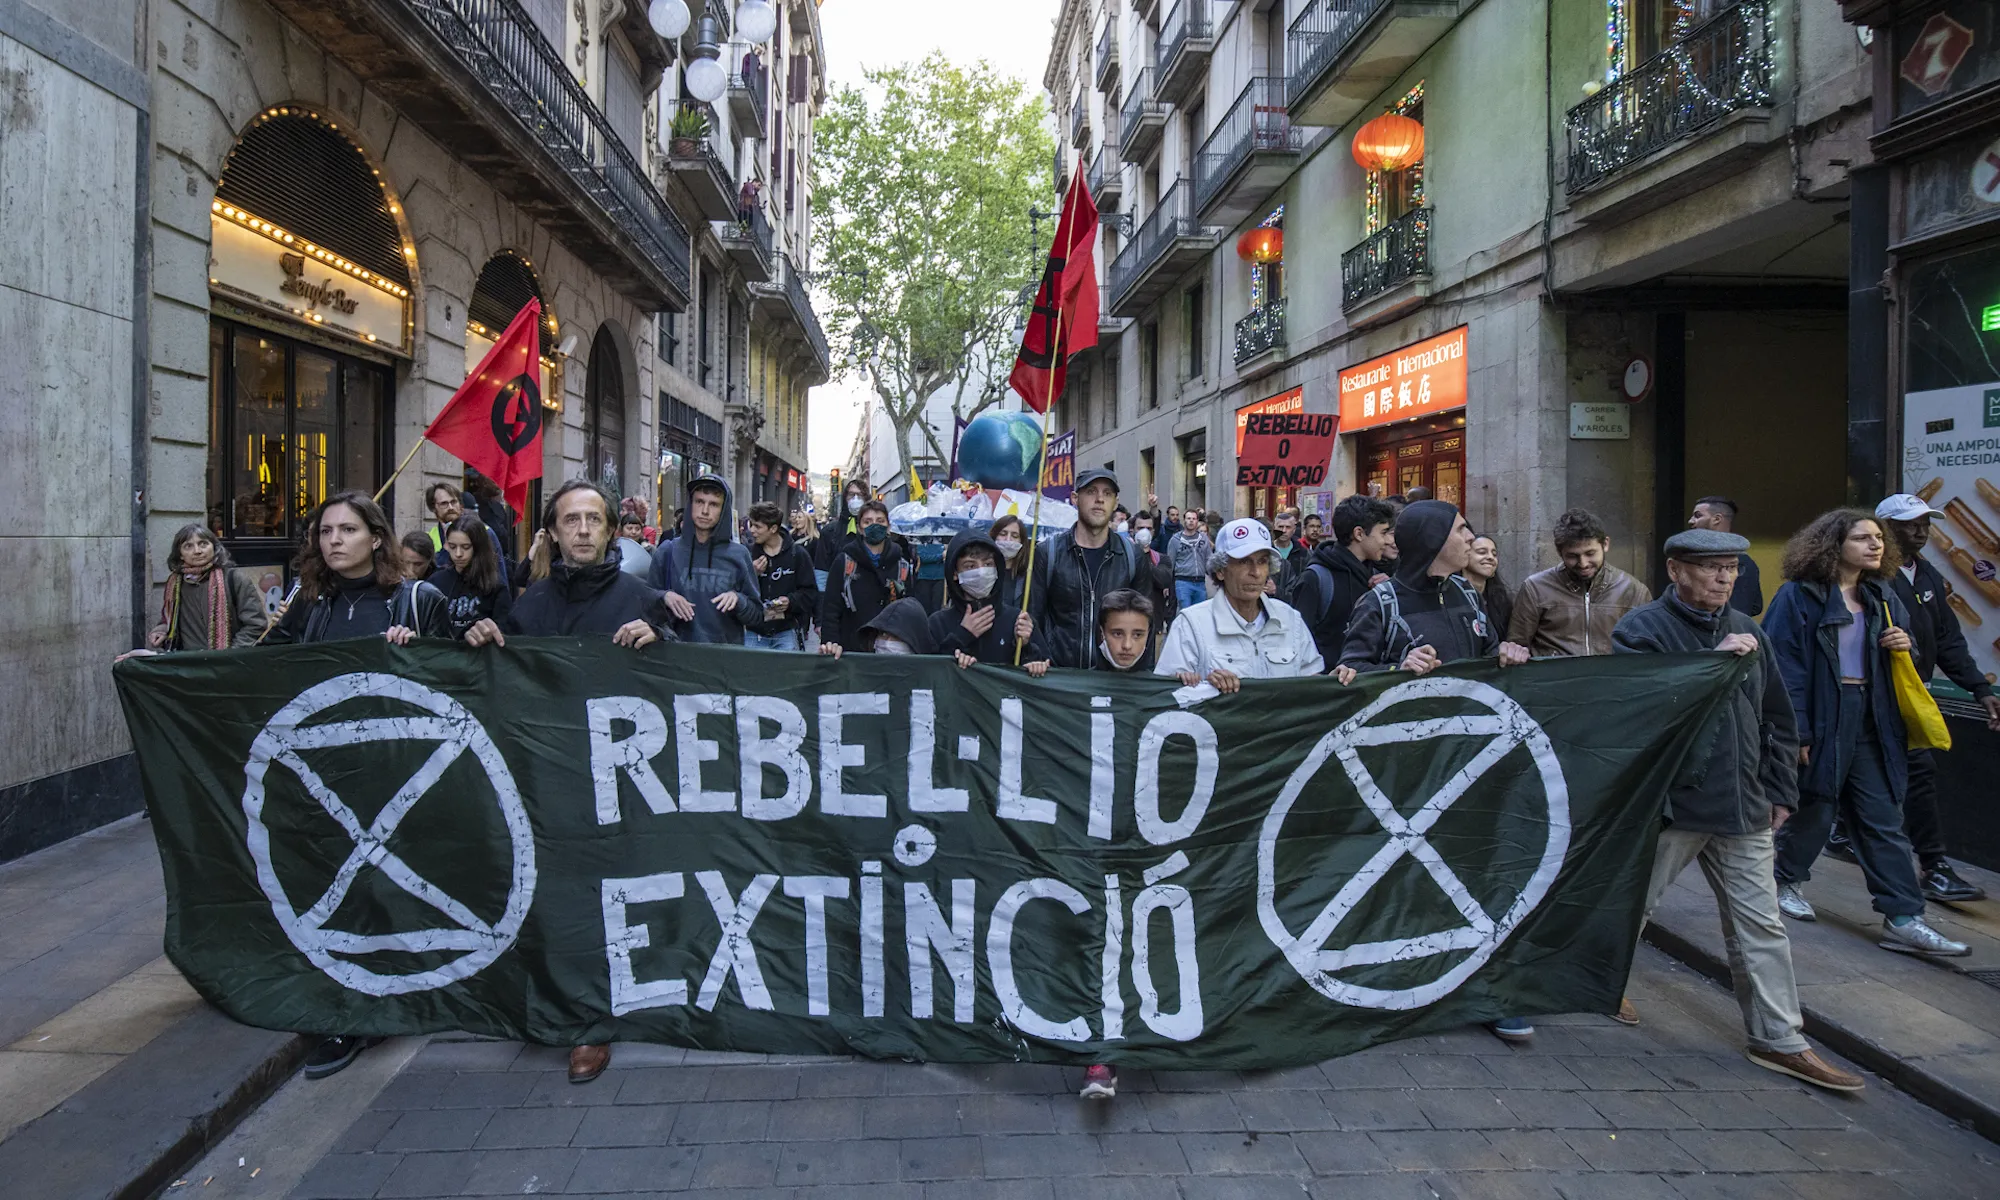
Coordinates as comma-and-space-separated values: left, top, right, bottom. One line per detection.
141, 524, 268, 650
988, 514, 1028, 608
398, 531, 436, 581
431, 514, 515, 639
1464, 533, 1513, 640
1765, 509, 1966, 957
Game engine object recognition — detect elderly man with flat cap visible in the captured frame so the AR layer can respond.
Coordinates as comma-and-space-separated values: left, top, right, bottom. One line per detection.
1609, 529, 1863, 1093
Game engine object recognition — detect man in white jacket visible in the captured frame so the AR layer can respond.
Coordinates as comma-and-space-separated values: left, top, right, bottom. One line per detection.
1158, 518, 1326, 691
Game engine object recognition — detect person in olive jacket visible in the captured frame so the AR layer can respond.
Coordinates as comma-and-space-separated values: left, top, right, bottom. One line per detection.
1610, 529, 1861, 1094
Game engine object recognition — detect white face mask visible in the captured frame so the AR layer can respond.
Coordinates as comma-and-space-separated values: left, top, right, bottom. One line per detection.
1133, 528, 1154, 550
873, 635, 913, 655
847, 497, 864, 516
957, 566, 998, 599
1099, 639, 1139, 670
994, 537, 1022, 559
1115, 520, 1129, 535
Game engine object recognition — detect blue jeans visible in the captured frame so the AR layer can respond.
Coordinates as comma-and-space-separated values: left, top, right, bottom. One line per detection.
742, 629, 801, 652
1774, 684, 1923, 918
1175, 579, 1207, 612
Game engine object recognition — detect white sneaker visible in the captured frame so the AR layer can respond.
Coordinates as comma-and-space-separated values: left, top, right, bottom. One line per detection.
1776, 882, 1815, 922
1879, 917, 1970, 957
1079, 1064, 1117, 1099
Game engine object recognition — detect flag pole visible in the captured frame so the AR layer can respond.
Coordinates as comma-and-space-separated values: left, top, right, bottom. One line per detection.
1015, 161, 1084, 666
373, 436, 428, 505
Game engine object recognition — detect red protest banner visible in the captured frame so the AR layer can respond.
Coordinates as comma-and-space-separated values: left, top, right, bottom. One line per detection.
1236, 402, 1336, 489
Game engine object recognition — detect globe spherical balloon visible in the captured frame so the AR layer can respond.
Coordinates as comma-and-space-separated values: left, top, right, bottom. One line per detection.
956, 413, 1046, 491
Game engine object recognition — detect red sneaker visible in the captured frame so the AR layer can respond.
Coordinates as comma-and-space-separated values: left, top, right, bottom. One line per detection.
1079, 1064, 1117, 1100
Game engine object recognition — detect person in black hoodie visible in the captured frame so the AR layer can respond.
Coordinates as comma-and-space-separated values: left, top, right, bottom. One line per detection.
430, 514, 515, 639
464, 479, 669, 1088
1338, 500, 1530, 677
857, 597, 933, 654
1295, 495, 1396, 668
927, 530, 1050, 675
743, 501, 817, 650
648, 474, 762, 644
819, 499, 911, 658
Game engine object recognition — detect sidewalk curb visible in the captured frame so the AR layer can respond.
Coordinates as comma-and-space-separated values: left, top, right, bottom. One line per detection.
0, 1006, 308, 1200
1641, 919, 2000, 1144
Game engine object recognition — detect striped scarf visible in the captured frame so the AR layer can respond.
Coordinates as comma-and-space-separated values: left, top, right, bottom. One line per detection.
162, 569, 231, 650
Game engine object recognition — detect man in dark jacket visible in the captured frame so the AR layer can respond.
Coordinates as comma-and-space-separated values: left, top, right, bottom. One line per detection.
1027, 469, 1150, 669
462, 478, 671, 1087
648, 474, 762, 644
819, 499, 911, 658
1294, 495, 1394, 668
1267, 510, 1308, 602
1611, 529, 1862, 1093
927, 530, 1049, 672
1840, 494, 2000, 902
1339, 500, 1530, 676
1689, 496, 1763, 615
743, 501, 817, 651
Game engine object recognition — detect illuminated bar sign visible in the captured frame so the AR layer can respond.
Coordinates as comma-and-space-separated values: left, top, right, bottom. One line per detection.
1337, 326, 1468, 432
209, 202, 411, 353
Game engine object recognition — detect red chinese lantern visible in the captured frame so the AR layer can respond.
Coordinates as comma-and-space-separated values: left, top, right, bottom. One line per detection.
1351, 113, 1426, 173
1235, 226, 1283, 264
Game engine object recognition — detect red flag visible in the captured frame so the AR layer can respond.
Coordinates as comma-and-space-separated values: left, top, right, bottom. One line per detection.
425, 299, 545, 516
1010, 163, 1099, 413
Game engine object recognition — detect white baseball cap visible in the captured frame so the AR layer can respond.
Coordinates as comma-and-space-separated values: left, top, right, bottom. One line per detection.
1875, 494, 1945, 522
1216, 518, 1275, 559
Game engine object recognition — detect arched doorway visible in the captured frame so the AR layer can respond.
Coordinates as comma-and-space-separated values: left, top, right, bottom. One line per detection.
205, 109, 414, 566
468, 251, 556, 539
583, 327, 626, 496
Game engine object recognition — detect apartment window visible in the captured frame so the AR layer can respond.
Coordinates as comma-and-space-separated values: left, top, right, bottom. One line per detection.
605, 33, 645, 161
1185, 100, 1205, 162
521, 0, 565, 48
657, 312, 680, 367
697, 269, 714, 389
1185, 282, 1205, 380
1142, 320, 1160, 410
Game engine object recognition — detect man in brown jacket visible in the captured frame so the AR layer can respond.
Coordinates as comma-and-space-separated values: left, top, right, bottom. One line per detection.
1506, 508, 1652, 658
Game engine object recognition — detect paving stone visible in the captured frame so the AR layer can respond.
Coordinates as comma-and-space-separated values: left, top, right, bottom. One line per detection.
688, 1141, 781, 1189
1754, 1174, 1920, 1200
1584, 1091, 1703, 1129
1093, 1131, 1189, 1175
1148, 1068, 1248, 1092
1489, 1128, 1588, 1171
430, 1070, 538, 1109
524, 1071, 618, 1109
705, 1064, 803, 1101
924, 1181, 1056, 1200
372, 1072, 447, 1110
1319, 1055, 1418, 1090
798, 1061, 892, 1098
375, 1107, 493, 1152
1415, 1089, 1518, 1130
1401, 1055, 1502, 1089
570, 1103, 678, 1147
1138, 1090, 1245, 1132
563, 1144, 698, 1194
1367, 1130, 1508, 1171
290, 1151, 403, 1199
1177, 1130, 1309, 1175
1320, 1088, 1430, 1131
1239, 1063, 1333, 1090
670, 1100, 774, 1143
897, 1134, 981, 1181
1231, 1088, 1340, 1132
1769, 1127, 1915, 1171
790, 1186, 925, 1200
1306, 1176, 1443, 1200
409, 1040, 523, 1072
1556, 1056, 1676, 1091
1476, 1055, 1586, 1090
1550, 1173, 1685, 1200
1662, 1173, 1812, 1200
1426, 1171, 1569, 1200
956, 1091, 1056, 1134
776, 1137, 905, 1185
1293, 1130, 1396, 1174
1559, 1129, 1703, 1172
474, 1105, 585, 1149
459, 1146, 581, 1194
767, 1096, 865, 1141
1180, 1176, 1315, 1199
329, 1108, 400, 1154
976, 1133, 1105, 1179
1643, 1056, 1760, 1092
612, 1066, 714, 1104
1665, 1090, 1793, 1130
959, 1063, 1070, 1093
1495, 1090, 1610, 1129
862, 1093, 962, 1139
374, 1151, 481, 1198
1667, 1129, 1820, 1172
506, 1045, 571, 1074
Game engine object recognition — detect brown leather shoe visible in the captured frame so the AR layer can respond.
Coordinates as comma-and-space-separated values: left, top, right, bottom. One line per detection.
1613, 997, 1640, 1026
568, 1044, 611, 1085
1745, 1047, 1863, 1093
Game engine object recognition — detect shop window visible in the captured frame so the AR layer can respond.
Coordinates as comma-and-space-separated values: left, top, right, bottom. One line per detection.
206, 319, 389, 545
1905, 244, 2000, 393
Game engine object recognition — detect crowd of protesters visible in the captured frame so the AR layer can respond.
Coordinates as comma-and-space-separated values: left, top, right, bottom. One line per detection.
118, 460, 2000, 1102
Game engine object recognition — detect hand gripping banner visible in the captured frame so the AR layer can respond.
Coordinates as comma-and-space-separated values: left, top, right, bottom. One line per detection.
113, 643, 1748, 1068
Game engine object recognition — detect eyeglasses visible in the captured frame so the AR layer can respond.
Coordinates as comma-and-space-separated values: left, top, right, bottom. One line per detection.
1675, 559, 1740, 578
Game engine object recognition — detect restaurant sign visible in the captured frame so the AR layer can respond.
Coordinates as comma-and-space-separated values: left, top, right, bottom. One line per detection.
1338, 327, 1468, 432
209, 206, 410, 353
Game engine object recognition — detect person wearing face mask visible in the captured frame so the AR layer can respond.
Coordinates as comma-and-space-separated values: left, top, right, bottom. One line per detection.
987, 514, 1029, 602
927, 531, 1049, 675
1126, 511, 1177, 637
857, 597, 933, 654
1094, 588, 1163, 674
811, 480, 871, 585
818, 499, 912, 658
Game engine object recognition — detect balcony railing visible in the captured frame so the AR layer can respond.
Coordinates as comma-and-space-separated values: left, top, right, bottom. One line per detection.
782, 255, 830, 376
1108, 179, 1201, 303
1193, 78, 1299, 215
1053, 142, 1069, 193
1565, 0, 1772, 194
1070, 99, 1091, 147
1095, 22, 1120, 89
1234, 298, 1286, 365
1121, 68, 1167, 159
1285, 0, 1392, 106
1157, 0, 1214, 82
1342, 205, 1430, 309
407, 0, 691, 300
719, 202, 773, 274
729, 54, 770, 134
1089, 146, 1123, 205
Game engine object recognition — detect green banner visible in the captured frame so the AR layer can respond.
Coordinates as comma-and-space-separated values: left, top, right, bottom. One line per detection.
114, 643, 1746, 1068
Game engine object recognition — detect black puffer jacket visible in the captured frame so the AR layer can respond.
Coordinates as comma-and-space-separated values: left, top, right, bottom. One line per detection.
1613, 590, 1800, 832
926, 531, 1049, 665
1026, 528, 1150, 669
505, 548, 673, 640
1293, 540, 1376, 667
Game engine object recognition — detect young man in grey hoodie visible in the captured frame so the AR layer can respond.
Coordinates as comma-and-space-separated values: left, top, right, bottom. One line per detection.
647, 474, 763, 644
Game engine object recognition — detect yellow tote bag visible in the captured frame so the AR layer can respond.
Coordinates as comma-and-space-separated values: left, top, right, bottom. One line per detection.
1883, 602, 1952, 751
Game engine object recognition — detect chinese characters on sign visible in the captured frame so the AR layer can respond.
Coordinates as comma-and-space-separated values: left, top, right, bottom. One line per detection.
1337, 327, 1469, 431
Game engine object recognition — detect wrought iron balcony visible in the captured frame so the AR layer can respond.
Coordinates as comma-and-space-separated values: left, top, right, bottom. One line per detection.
1095, 22, 1120, 91
1108, 179, 1220, 317
728, 54, 769, 136
1089, 146, 1124, 210
783, 255, 830, 380
1053, 142, 1069, 193
1070, 99, 1092, 148
1155, 0, 1215, 106
1234, 299, 1286, 366
1565, 0, 1773, 194
1285, 0, 1462, 128
1121, 68, 1168, 162
668, 113, 738, 222
717, 203, 773, 283
1342, 206, 1430, 309
1193, 77, 1300, 222
320, 0, 697, 307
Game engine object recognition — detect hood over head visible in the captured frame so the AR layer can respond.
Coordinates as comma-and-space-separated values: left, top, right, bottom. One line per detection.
679, 473, 736, 544
859, 597, 934, 653
1392, 500, 1463, 588
942, 529, 1007, 607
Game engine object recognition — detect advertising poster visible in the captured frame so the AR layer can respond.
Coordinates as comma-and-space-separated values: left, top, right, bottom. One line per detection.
1903, 383, 2000, 686
1043, 428, 1076, 501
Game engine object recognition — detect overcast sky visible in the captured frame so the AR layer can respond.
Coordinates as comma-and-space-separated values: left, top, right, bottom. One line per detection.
804, 0, 1061, 470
